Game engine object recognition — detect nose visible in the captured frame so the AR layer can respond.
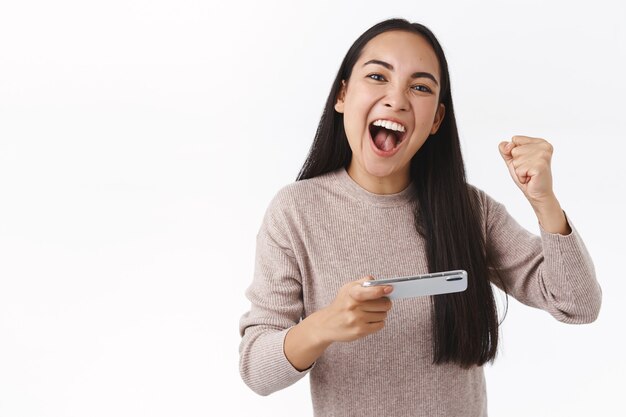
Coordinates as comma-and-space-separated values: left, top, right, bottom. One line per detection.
383, 83, 410, 112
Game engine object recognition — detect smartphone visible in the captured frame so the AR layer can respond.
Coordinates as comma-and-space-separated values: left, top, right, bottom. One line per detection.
361, 270, 467, 299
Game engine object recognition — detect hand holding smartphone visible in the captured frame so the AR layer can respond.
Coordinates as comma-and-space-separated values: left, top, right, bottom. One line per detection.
361, 270, 467, 299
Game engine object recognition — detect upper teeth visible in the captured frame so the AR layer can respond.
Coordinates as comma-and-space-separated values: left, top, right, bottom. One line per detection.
372, 119, 406, 133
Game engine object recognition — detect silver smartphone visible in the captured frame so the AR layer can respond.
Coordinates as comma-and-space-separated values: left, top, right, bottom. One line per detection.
361, 270, 467, 299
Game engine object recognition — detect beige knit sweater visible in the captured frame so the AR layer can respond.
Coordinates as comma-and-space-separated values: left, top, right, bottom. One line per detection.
239, 166, 602, 417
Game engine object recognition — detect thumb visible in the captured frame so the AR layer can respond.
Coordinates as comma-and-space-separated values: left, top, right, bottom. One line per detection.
351, 275, 391, 300
498, 141, 524, 188
498, 141, 513, 162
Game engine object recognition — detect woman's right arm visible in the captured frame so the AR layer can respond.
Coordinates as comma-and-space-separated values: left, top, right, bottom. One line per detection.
239, 194, 392, 395
238, 215, 310, 396
284, 277, 393, 371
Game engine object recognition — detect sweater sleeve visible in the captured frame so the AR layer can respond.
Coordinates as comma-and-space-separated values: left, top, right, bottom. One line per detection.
483, 192, 602, 324
238, 193, 313, 396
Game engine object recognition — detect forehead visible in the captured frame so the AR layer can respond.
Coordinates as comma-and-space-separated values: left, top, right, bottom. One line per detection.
357, 30, 440, 77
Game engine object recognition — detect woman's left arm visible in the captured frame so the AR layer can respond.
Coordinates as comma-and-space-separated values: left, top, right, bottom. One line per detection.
486, 135, 603, 323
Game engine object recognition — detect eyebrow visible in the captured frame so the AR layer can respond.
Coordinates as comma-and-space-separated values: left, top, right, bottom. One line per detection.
363, 59, 439, 86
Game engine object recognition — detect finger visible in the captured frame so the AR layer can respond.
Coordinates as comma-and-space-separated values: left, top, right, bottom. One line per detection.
348, 275, 375, 291
363, 311, 388, 323
367, 321, 385, 332
360, 298, 393, 312
350, 283, 393, 302
511, 135, 542, 146
498, 141, 511, 158
514, 163, 531, 184
499, 141, 518, 161
507, 145, 537, 171
512, 142, 545, 160
500, 151, 524, 187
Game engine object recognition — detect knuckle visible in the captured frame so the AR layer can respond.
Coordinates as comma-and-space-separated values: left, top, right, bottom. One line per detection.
534, 141, 549, 152
347, 289, 361, 302
343, 288, 354, 301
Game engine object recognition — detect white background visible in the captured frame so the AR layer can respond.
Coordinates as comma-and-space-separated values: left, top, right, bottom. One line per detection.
1, 0, 624, 416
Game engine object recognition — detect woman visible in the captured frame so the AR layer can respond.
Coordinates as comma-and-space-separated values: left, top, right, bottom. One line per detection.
238, 18, 601, 417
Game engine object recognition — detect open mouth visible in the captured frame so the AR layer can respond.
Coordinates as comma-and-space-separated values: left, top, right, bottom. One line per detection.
368, 120, 407, 152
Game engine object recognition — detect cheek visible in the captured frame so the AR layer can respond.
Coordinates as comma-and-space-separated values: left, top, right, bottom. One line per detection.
343, 115, 366, 150
414, 120, 428, 131
343, 99, 369, 138
413, 103, 438, 130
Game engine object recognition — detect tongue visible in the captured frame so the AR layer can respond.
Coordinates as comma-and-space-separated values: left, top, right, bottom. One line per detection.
374, 129, 398, 152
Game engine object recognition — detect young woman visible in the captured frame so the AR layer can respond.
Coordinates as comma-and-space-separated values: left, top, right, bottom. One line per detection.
238, 18, 602, 417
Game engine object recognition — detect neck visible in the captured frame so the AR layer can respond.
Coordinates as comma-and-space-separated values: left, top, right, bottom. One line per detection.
346, 161, 411, 195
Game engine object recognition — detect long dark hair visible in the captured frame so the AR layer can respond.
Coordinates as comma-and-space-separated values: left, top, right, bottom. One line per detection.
296, 18, 508, 368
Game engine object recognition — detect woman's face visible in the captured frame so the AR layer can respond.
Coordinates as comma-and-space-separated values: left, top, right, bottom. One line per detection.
335, 30, 446, 193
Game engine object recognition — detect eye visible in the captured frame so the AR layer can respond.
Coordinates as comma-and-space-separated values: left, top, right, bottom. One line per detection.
412, 85, 432, 93
367, 73, 386, 82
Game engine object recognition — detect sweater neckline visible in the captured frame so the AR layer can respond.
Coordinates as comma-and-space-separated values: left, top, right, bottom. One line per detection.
333, 166, 416, 208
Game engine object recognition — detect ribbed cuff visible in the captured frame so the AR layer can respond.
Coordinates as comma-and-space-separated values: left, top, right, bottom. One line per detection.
538, 210, 601, 323
244, 327, 314, 395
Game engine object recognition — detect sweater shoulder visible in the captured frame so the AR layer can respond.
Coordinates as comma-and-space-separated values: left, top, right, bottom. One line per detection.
266, 170, 341, 217
258, 170, 340, 242
465, 183, 508, 232
467, 183, 502, 212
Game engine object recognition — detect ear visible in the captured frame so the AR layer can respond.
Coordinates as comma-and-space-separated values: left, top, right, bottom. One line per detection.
334, 80, 347, 113
430, 103, 446, 135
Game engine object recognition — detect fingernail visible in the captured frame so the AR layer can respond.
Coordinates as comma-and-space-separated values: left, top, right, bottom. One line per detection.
384, 286, 393, 293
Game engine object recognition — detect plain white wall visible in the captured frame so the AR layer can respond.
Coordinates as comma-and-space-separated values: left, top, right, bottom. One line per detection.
1, 0, 624, 416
